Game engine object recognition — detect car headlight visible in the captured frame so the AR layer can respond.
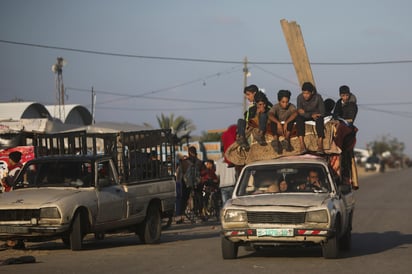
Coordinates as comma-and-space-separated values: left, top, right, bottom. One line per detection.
40, 207, 61, 219
224, 209, 247, 222
306, 210, 328, 223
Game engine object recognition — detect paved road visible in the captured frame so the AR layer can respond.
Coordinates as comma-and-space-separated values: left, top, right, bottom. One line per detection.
1, 168, 412, 273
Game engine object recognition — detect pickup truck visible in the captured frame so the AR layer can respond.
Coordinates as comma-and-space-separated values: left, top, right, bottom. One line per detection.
220, 155, 355, 259
0, 129, 177, 250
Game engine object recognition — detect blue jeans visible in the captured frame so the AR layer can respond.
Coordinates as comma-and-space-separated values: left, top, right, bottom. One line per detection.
220, 186, 234, 206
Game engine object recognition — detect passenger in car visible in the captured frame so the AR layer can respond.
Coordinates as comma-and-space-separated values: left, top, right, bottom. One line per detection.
266, 182, 280, 193
278, 180, 289, 192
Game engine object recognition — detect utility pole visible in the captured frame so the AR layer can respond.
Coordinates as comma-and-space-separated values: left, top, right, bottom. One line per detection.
242, 56, 248, 113
51, 57, 67, 121
91, 86, 96, 124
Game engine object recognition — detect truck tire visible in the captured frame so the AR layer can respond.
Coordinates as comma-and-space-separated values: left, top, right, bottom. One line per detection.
322, 220, 340, 259
70, 212, 84, 251
138, 204, 161, 244
221, 236, 238, 259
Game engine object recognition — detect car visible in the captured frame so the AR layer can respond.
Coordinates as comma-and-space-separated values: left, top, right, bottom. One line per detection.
220, 155, 355, 259
364, 155, 381, 172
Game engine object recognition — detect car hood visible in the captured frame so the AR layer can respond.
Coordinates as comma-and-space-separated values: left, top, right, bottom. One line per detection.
230, 193, 329, 208
0, 188, 90, 209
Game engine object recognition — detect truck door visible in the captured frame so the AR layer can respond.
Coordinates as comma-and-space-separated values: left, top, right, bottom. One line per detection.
95, 160, 126, 223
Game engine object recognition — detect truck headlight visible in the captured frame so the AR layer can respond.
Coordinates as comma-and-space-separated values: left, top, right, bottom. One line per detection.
40, 207, 61, 219
306, 210, 328, 223
224, 209, 247, 222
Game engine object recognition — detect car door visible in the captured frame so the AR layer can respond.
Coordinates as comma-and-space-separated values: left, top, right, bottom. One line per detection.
95, 159, 126, 223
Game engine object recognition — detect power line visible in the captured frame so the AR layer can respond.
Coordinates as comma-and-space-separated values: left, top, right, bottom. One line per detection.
66, 65, 242, 105
2, 39, 412, 65
97, 105, 240, 111
68, 87, 240, 105
360, 106, 412, 118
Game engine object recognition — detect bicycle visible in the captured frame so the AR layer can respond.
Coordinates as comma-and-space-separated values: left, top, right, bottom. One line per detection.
202, 185, 222, 220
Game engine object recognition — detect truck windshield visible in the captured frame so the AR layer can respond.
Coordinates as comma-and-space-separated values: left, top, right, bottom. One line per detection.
14, 161, 94, 188
236, 164, 331, 196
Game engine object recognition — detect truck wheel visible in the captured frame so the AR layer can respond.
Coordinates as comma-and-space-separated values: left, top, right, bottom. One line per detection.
322, 220, 340, 259
138, 205, 161, 244
70, 212, 84, 251
221, 236, 238, 259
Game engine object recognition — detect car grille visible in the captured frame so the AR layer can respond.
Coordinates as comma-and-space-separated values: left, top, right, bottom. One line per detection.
0, 210, 41, 221
247, 211, 305, 224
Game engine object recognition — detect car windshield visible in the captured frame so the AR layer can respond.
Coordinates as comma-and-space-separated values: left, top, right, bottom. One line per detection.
14, 160, 94, 188
236, 164, 331, 196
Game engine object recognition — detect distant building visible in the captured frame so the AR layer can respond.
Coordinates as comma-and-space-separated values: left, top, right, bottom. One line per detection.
0, 101, 93, 148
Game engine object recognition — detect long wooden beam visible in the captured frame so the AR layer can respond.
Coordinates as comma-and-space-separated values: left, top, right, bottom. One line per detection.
280, 19, 315, 88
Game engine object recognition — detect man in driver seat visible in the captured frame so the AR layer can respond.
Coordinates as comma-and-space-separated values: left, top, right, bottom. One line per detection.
298, 170, 327, 191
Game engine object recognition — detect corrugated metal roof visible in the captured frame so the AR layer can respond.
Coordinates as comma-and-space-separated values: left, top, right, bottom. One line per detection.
45, 104, 92, 124
0, 102, 51, 121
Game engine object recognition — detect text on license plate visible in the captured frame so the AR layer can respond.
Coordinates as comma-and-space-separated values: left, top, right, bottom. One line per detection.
0, 226, 29, 234
256, 228, 294, 237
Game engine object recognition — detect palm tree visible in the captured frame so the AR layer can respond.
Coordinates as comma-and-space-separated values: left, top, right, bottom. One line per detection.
156, 113, 196, 144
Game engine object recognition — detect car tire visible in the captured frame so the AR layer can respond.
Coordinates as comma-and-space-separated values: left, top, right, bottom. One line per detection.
221, 236, 238, 259
322, 220, 340, 259
70, 212, 84, 251
339, 213, 352, 251
137, 204, 161, 244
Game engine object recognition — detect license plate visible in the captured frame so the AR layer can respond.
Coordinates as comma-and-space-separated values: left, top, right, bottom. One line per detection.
256, 228, 294, 237
0, 226, 29, 234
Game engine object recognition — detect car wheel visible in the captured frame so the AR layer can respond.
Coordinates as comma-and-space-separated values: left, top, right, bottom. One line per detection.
339, 228, 352, 251
137, 204, 161, 244
322, 220, 340, 259
70, 212, 84, 251
340, 212, 353, 251
221, 236, 238, 259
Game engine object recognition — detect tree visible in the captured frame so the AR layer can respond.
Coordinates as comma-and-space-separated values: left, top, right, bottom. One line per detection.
367, 134, 405, 157
199, 130, 221, 142
156, 113, 196, 144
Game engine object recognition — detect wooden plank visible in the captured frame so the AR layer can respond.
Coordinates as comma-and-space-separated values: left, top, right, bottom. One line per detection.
280, 19, 304, 86
280, 19, 315, 88
293, 22, 315, 86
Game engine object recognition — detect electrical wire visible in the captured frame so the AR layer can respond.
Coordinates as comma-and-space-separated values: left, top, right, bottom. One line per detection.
1, 39, 412, 65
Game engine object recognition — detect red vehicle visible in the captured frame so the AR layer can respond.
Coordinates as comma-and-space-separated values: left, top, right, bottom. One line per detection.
0, 146, 35, 176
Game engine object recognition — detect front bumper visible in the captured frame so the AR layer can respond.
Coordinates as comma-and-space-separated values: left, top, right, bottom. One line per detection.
0, 224, 70, 240
222, 227, 334, 245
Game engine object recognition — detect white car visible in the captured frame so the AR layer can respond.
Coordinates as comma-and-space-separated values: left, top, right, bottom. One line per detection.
364, 155, 381, 172
220, 155, 355, 259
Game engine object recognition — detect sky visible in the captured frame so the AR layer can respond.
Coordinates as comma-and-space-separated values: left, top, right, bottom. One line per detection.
1, 0, 412, 156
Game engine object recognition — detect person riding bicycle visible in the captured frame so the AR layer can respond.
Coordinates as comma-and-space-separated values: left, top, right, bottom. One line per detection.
200, 160, 220, 219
